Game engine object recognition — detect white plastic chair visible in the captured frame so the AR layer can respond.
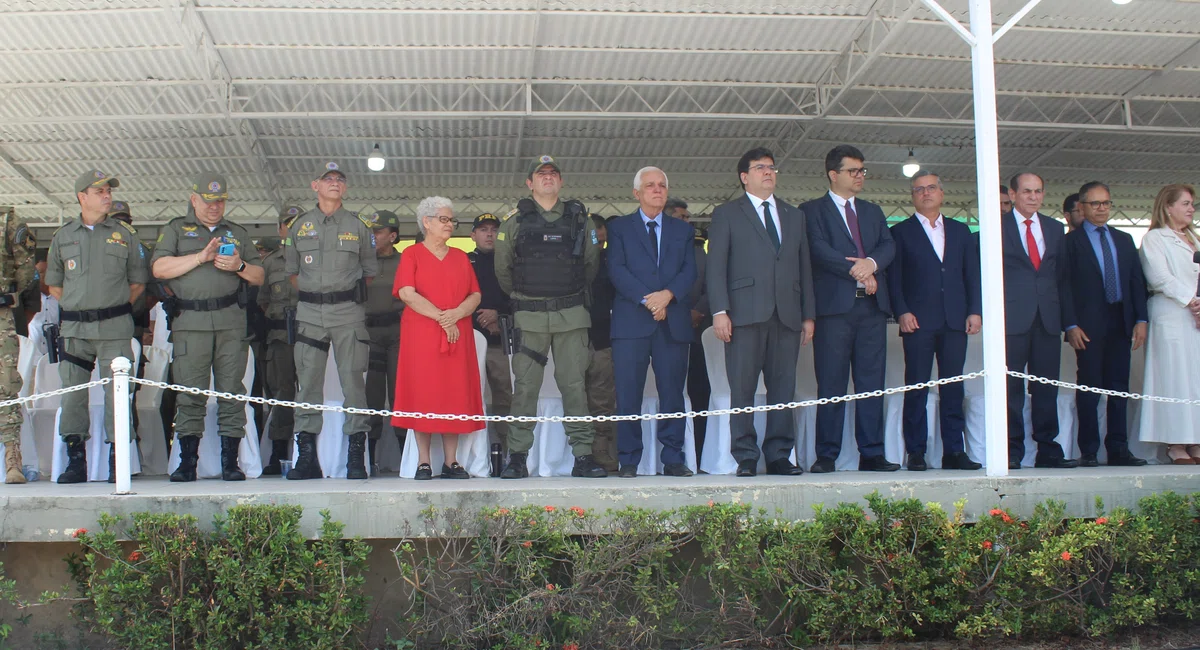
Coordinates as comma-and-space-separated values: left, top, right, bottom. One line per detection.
134, 346, 172, 475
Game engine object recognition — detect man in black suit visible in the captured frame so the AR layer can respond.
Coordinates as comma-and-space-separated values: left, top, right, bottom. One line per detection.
1060, 181, 1149, 467
666, 198, 712, 465
707, 147, 816, 477
1004, 172, 1075, 469
801, 145, 897, 473
888, 171, 983, 471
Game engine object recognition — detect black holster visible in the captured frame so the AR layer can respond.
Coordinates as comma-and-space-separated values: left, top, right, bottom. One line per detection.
355, 278, 368, 304
285, 307, 297, 345
162, 296, 180, 332
43, 322, 60, 364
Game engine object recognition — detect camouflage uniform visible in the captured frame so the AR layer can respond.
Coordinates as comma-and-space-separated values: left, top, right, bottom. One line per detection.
1, 207, 36, 483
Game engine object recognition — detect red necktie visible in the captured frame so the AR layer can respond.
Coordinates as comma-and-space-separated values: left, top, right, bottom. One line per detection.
1024, 218, 1041, 271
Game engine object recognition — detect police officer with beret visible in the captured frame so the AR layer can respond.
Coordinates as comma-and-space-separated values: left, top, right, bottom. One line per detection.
494, 155, 606, 478
285, 163, 379, 480
467, 213, 512, 451
257, 207, 302, 474
364, 210, 406, 472
151, 173, 264, 482
45, 170, 148, 484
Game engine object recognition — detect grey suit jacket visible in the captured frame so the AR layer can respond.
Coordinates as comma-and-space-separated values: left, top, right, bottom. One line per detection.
706, 194, 816, 330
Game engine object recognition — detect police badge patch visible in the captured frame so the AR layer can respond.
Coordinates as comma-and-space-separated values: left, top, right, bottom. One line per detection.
67, 259, 76, 271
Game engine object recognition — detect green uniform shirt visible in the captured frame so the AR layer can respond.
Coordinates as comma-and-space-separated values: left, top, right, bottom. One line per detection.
45, 217, 148, 340
365, 251, 404, 318
151, 215, 262, 332
258, 248, 298, 344
284, 206, 379, 329
494, 199, 599, 334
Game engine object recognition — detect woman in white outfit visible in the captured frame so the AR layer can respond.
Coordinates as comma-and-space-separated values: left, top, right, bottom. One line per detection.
1138, 183, 1200, 464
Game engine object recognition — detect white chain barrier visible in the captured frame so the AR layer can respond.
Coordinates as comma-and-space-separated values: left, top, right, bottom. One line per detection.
0, 378, 110, 409
1009, 371, 1200, 406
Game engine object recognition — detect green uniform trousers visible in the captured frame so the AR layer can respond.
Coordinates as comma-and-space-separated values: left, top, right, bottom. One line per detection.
58, 336, 132, 443
508, 328, 593, 456
0, 322, 22, 445
263, 340, 296, 441
365, 325, 402, 441
294, 322, 369, 436
484, 343, 512, 450
171, 329, 249, 439
585, 345, 617, 460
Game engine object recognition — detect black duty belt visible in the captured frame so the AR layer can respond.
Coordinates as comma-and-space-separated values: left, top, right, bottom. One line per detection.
60, 302, 133, 323
366, 312, 401, 327
176, 292, 239, 312
267, 318, 288, 330
511, 294, 584, 312
298, 287, 357, 305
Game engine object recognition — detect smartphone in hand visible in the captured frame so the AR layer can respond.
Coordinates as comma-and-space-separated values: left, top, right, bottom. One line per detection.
218, 243, 236, 256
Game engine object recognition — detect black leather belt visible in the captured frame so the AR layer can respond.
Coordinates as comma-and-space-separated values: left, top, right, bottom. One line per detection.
295, 333, 330, 353
60, 302, 133, 323
366, 312, 400, 327
855, 288, 869, 299
298, 287, 357, 305
511, 294, 584, 312
176, 292, 239, 312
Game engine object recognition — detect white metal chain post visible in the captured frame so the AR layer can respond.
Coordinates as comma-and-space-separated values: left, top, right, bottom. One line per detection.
111, 357, 133, 494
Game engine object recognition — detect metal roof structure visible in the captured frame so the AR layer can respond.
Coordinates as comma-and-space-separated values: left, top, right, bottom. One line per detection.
1, 0, 1198, 235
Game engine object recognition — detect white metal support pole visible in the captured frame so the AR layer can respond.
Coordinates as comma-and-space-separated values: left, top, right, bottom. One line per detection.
111, 357, 133, 494
967, 0, 1010, 477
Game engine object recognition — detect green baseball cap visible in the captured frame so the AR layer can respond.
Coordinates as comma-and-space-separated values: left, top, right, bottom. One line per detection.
318, 161, 347, 180
191, 172, 229, 203
279, 205, 304, 224
74, 169, 119, 194
257, 236, 282, 252
106, 200, 131, 218
526, 155, 561, 179
369, 210, 400, 230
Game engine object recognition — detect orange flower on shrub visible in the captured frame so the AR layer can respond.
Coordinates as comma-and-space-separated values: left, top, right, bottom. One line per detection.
563, 644, 580, 650
1001, 514, 1013, 524
1095, 517, 1108, 525
315, 560, 324, 568
522, 541, 532, 548
497, 508, 510, 516
892, 520, 902, 529
546, 583, 556, 591
72, 528, 87, 539
707, 500, 714, 507
989, 508, 1004, 517
1061, 551, 1072, 561
128, 551, 143, 562
544, 505, 556, 513
982, 540, 993, 551
570, 506, 586, 517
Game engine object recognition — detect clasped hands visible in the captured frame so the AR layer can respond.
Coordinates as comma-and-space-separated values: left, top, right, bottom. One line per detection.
845, 257, 876, 294
200, 238, 242, 274
436, 307, 466, 344
643, 289, 673, 322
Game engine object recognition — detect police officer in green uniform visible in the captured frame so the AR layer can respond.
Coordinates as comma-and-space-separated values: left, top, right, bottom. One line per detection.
285, 162, 378, 480
494, 155, 606, 479
106, 201, 157, 347
257, 207, 301, 474
45, 170, 148, 484
363, 210, 406, 473
151, 173, 265, 482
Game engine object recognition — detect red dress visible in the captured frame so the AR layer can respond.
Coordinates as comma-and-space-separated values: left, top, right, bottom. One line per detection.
391, 244, 483, 434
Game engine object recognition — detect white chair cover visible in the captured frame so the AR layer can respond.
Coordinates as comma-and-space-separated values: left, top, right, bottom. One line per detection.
50, 340, 143, 482
134, 346, 172, 475
166, 348, 262, 479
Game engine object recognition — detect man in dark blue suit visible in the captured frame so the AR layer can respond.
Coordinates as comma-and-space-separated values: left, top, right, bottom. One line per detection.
1060, 181, 1149, 467
801, 145, 897, 473
1004, 172, 1075, 469
887, 171, 983, 472
607, 167, 696, 477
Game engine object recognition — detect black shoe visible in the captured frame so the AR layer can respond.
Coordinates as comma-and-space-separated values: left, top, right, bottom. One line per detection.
107, 446, 116, 484
1079, 453, 1100, 468
500, 452, 528, 479
663, 463, 694, 477
735, 460, 757, 477
1034, 457, 1078, 469
571, 455, 607, 478
170, 436, 200, 483
220, 436, 245, 481
618, 464, 638, 478
287, 432, 323, 480
859, 455, 900, 472
261, 439, 288, 476
1008, 461, 1021, 470
367, 437, 379, 477
415, 463, 433, 480
765, 459, 803, 476
346, 432, 368, 480
1108, 453, 1148, 467
810, 457, 836, 474
440, 462, 470, 479
942, 452, 983, 471
906, 453, 927, 472
58, 436, 88, 484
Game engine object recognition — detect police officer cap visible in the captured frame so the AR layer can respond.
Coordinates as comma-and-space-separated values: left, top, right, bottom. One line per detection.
369, 210, 400, 230
318, 161, 347, 181
526, 155, 562, 179
107, 200, 132, 219
279, 205, 303, 224
257, 236, 282, 252
472, 213, 500, 230
74, 169, 119, 194
191, 172, 229, 203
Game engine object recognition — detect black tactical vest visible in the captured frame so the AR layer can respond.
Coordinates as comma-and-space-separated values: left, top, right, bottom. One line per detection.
511, 199, 587, 297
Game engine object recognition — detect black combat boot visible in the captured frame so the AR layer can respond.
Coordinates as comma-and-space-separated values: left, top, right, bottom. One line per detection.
220, 436, 245, 481
169, 436, 200, 482
346, 433, 368, 480
500, 452, 529, 479
287, 433, 323, 480
57, 435, 88, 484
107, 445, 116, 484
261, 439, 289, 476
571, 454, 608, 478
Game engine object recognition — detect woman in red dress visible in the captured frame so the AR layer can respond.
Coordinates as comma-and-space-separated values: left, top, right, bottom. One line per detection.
392, 197, 483, 480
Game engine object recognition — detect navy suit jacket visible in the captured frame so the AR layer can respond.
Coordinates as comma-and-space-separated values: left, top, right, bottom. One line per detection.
887, 215, 981, 332
1001, 211, 1064, 335
606, 211, 696, 344
1059, 224, 1148, 339
800, 193, 895, 317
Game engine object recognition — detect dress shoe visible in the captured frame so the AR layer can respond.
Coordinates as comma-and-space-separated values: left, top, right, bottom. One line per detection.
571, 455, 608, 478
942, 452, 982, 471
1008, 461, 1021, 470
809, 457, 836, 474
500, 452, 529, 479
440, 462, 470, 479
1079, 454, 1099, 468
906, 453, 927, 472
415, 463, 433, 480
663, 463, 694, 477
1033, 457, 1079, 469
735, 461, 757, 477
765, 459, 803, 476
1107, 453, 1148, 467
618, 464, 637, 478
859, 455, 900, 472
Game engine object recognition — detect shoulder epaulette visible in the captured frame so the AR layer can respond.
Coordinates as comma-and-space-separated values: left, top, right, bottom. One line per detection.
356, 213, 374, 229
165, 215, 189, 226
116, 220, 137, 235
283, 216, 298, 230
503, 208, 519, 222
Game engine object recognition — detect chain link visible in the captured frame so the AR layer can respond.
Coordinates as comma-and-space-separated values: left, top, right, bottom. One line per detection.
0, 378, 110, 409
1008, 370, 1200, 406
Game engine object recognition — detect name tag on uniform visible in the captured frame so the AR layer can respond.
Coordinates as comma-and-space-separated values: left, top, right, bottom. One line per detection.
338, 233, 359, 242
543, 234, 563, 243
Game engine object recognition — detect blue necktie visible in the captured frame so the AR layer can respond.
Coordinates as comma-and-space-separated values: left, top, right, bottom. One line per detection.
1098, 226, 1119, 303
647, 220, 659, 266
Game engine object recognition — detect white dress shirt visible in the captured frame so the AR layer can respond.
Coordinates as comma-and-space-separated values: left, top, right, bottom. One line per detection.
745, 192, 781, 237
916, 213, 945, 262
1013, 209, 1046, 259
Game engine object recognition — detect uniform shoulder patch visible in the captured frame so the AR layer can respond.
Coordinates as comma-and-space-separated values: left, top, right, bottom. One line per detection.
13, 225, 34, 250
503, 208, 518, 222
116, 219, 137, 234
283, 216, 298, 230
356, 214, 374, 229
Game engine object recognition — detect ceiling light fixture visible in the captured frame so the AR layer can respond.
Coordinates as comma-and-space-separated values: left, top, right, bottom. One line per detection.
367, 144, 385, 172
902, 149, 920, 178
1112, 0, 1132, 5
